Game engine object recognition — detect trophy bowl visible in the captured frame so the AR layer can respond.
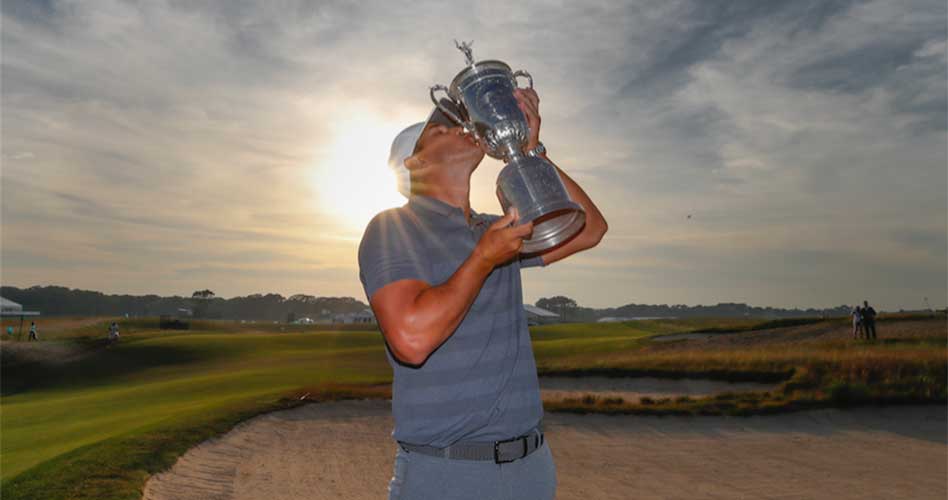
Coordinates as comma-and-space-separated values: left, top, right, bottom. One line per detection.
496, 155, 587, 253
430, 42, 586, 254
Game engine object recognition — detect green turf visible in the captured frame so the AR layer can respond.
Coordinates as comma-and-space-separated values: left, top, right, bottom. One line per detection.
1, 329, 390, 483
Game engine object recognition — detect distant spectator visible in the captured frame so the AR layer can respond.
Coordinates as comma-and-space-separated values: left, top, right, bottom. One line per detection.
108, 322, 121, 343
862, 300, 877, 340
28, 321, 38, 341
6, 326, 13, 336
851, 306, 863, 339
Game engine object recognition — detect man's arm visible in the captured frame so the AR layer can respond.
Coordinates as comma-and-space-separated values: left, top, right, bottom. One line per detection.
532, 153, 607, 265
514, 88, 608, 265
370, 212, 533, 366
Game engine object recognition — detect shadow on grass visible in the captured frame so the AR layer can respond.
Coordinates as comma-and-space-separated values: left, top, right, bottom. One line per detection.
1, 339, 224, 396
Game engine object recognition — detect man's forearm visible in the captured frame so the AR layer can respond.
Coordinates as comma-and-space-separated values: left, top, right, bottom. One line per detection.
401, 251, 494, 361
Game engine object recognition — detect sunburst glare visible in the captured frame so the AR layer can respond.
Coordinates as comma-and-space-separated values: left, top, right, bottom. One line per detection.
311, 109, 409, 234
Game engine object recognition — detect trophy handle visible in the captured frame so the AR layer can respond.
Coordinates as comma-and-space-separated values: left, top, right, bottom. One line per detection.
429, 85, 468, 129
512, 70, 534, 89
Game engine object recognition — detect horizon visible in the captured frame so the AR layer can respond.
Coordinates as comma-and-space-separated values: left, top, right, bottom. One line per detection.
2, 1, 946, 312
1, 282, 926, 312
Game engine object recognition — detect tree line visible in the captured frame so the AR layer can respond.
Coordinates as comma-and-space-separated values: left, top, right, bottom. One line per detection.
2, 286, 860, 323
1, 285, 368, 322
535, 295, 854, 321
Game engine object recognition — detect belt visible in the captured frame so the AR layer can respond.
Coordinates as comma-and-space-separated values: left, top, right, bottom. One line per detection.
398, 428, 544, 464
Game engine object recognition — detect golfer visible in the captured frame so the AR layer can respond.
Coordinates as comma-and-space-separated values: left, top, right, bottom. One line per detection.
108, 322, 121, 343
358, 87, 607, 500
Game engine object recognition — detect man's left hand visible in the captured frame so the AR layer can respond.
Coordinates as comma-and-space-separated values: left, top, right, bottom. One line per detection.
514, 88, 541, 154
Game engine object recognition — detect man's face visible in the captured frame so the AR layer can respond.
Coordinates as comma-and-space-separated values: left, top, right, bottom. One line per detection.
411, 121, 485, 170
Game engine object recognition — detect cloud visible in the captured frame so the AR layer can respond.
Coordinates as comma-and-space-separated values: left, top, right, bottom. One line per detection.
1, 0, 945, 310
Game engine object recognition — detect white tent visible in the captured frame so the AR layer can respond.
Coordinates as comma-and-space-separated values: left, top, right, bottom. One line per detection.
1, 296, 39, 316
524, 304, 559, 325
1, 296, 41, 339
523, 304, 559, 318
1, 296, 23, 314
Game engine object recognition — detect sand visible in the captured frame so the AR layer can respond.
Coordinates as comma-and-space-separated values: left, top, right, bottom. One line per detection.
142, 400, 946, 500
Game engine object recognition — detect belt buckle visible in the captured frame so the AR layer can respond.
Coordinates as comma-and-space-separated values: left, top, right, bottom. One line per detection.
494, 435, 527, 464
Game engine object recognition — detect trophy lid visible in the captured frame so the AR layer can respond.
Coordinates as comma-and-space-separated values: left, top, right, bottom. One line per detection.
446, 40, 513, 94
449, 60, 513, 94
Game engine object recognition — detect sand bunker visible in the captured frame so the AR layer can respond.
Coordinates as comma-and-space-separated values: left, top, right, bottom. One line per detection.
539, 376, 776, 402
143, 400, 946, 500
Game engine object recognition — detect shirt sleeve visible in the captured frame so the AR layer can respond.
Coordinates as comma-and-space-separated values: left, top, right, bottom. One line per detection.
519, 254, 546, 268
358, 211, 427, 301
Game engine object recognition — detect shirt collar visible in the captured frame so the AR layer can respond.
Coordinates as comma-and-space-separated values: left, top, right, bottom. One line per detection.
408, 194, 482, 221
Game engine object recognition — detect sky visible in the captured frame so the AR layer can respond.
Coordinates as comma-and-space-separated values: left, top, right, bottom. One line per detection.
1, 0, 946, 311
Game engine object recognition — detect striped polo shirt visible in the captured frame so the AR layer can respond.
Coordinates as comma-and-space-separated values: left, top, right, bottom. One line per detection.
358, 194, 544, 447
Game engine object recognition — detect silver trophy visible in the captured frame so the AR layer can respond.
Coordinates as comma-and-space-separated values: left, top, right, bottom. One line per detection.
430, 41, 585, 253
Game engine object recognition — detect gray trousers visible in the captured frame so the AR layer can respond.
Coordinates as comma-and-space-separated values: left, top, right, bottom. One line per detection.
388, 441, 557, 500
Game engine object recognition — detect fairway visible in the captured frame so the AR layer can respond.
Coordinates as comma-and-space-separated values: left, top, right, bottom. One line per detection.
1, 328, 391, 482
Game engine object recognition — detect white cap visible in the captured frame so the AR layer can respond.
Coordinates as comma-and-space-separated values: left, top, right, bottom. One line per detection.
388, 122, 426, 197
387, 99, 462, 198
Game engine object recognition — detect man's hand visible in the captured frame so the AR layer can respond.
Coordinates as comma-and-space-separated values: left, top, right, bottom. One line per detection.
512, 88, 609, 267
473, 209, 534, 269
514, 88, 541, 153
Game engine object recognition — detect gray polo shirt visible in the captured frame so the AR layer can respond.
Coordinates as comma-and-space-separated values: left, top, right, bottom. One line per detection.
358, 194, 544, 447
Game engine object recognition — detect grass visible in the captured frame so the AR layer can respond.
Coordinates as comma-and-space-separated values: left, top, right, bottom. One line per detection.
538, 332, 947, 416
1, 315, 944, 500
529, 317, 765, 341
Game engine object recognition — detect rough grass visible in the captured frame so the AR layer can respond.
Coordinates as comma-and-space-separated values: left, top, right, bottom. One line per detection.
538, 317, 946, 416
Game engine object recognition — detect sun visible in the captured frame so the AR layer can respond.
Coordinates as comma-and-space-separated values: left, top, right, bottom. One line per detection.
311, 111, 409, 233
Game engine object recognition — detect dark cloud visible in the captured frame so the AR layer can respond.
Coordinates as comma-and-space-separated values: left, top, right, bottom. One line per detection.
617, 0, 859, 100
1, 0, 61, 29
787, 41, 926, 93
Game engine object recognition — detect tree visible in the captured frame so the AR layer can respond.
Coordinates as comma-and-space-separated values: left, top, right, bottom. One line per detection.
191, 289, 215, 318
191, 289, 216, 300
536, 296, 578, 317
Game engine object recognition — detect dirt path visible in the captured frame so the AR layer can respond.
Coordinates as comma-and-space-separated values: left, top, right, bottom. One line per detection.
142, 400, 946, 500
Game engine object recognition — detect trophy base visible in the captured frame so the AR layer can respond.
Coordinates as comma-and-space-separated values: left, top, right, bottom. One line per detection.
520, 202, 586, 254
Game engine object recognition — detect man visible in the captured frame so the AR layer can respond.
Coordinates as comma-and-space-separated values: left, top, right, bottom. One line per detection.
28, 321, 38, 341
108, 321, 121, 343
851, 305, 862, 340
862, 300, 877, 340
358, 87, 607, 500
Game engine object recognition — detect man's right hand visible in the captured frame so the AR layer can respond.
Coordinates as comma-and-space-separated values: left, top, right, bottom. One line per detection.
473, 209, 534, 269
